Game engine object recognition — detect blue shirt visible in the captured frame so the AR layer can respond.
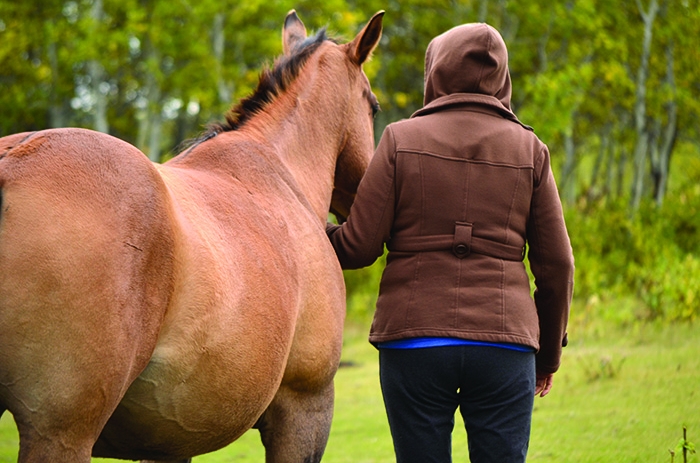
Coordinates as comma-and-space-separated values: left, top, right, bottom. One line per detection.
376, 337, 535, 352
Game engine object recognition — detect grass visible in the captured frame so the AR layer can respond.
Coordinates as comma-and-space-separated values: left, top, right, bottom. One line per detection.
1, 322, 698, 462
528, 323, 699, 462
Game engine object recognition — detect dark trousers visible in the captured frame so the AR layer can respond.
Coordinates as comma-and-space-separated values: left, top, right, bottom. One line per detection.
379, 345, 535, 463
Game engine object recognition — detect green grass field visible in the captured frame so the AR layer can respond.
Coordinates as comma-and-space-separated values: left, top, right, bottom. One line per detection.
1, 323, 698, 462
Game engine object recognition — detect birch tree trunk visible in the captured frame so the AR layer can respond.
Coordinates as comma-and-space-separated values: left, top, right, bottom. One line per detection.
478, 0, 489, 22
142, 62, 163, 162
630, 0, 659, 210
651, 42, 677, 206
562, 131, 577, 205
47, 34, 65, 128
588, 125, 611, 202
89, 0, 109, 133
134, 23, 163, 162
147, 106, 163, 162
212, 13, 232, 106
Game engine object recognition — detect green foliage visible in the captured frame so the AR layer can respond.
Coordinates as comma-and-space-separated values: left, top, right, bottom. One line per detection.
2, 0, 698, 164
342, 250, 386, 324
563, 142, 700, 327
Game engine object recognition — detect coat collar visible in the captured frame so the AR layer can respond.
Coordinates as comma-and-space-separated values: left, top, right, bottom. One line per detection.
411, 93, 533, 132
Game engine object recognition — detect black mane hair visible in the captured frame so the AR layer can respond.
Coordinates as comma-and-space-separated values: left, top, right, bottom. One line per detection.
178, 28, 332, 154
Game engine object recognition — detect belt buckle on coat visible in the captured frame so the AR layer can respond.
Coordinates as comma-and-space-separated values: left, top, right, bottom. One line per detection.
452, 222, 472, 258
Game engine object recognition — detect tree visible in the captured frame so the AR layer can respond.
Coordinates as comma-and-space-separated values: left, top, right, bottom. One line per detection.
1, 0, 698, 208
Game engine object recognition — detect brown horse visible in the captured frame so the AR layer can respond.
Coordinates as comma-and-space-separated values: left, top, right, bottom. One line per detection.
0, 10, 383, 463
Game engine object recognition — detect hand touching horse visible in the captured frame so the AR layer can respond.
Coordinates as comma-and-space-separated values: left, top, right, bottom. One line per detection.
0, 10, 383, 463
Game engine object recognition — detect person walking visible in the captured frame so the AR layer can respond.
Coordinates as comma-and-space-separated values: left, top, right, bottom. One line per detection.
326, 22, 574, 463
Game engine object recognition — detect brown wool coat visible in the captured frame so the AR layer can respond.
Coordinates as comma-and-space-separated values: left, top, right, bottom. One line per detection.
327, 23, 574, 375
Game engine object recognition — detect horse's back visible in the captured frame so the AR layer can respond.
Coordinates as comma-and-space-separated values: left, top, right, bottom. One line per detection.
0, 128, 175, 457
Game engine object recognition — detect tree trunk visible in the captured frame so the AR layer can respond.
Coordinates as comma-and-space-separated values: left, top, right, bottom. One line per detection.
617, 148, 628, 200
134, 23, 163, 162
630, 0, 659, 210
654, 107, 677, 206
497, 0, 519, 43
651, 42, 678, 206
604, 138, 616, 198
142, 65, 162, 162
89, 0, 109, 133
47, 34, 65, 128
561, 131, 577, 205
478, 0, 489, 22
148, 108, 163, 162
212, 13, 232, 106
588, 125, 611, 202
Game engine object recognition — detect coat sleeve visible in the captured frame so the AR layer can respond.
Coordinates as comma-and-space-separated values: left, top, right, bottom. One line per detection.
526, 144, 575, 375
326, 126, 397, 269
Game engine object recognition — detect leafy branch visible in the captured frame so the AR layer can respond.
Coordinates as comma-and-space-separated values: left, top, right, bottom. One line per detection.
670, 426, 696, 463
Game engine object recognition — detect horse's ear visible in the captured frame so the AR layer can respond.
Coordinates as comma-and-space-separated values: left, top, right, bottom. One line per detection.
347, 10, 384, 65
283, 10, 307, 55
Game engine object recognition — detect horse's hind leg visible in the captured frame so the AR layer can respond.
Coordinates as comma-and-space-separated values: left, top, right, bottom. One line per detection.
13, 414, 97, 463
7, 377, 124, 463
256, 383, 334, 463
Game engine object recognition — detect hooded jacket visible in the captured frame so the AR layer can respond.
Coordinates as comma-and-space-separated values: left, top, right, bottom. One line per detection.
327, 23, 574, 375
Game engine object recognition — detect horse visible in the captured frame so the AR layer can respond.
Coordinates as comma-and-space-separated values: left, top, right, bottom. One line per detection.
0, 10, 384, 463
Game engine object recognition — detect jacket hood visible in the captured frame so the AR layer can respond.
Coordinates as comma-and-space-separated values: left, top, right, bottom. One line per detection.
423, 23, 512, 109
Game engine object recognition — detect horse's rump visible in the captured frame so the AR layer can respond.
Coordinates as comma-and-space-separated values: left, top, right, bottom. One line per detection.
0, 128, 175, 449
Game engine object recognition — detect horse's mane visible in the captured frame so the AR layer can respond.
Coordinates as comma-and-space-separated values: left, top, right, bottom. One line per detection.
178, 28, 332, 153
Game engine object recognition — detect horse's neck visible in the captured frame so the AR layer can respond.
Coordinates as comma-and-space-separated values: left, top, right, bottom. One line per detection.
245, 73, 347, 223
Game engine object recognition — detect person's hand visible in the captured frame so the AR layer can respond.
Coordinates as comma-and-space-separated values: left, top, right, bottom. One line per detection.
535, 373, 554, 397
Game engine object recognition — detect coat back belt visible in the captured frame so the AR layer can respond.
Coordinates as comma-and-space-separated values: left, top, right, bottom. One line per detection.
387, 222, 525, 261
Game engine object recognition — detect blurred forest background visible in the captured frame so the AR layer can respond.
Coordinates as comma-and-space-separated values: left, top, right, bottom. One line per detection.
1, 0, 699, 329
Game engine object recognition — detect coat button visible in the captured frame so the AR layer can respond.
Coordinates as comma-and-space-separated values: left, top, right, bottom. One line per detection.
454, 244, 468, 255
